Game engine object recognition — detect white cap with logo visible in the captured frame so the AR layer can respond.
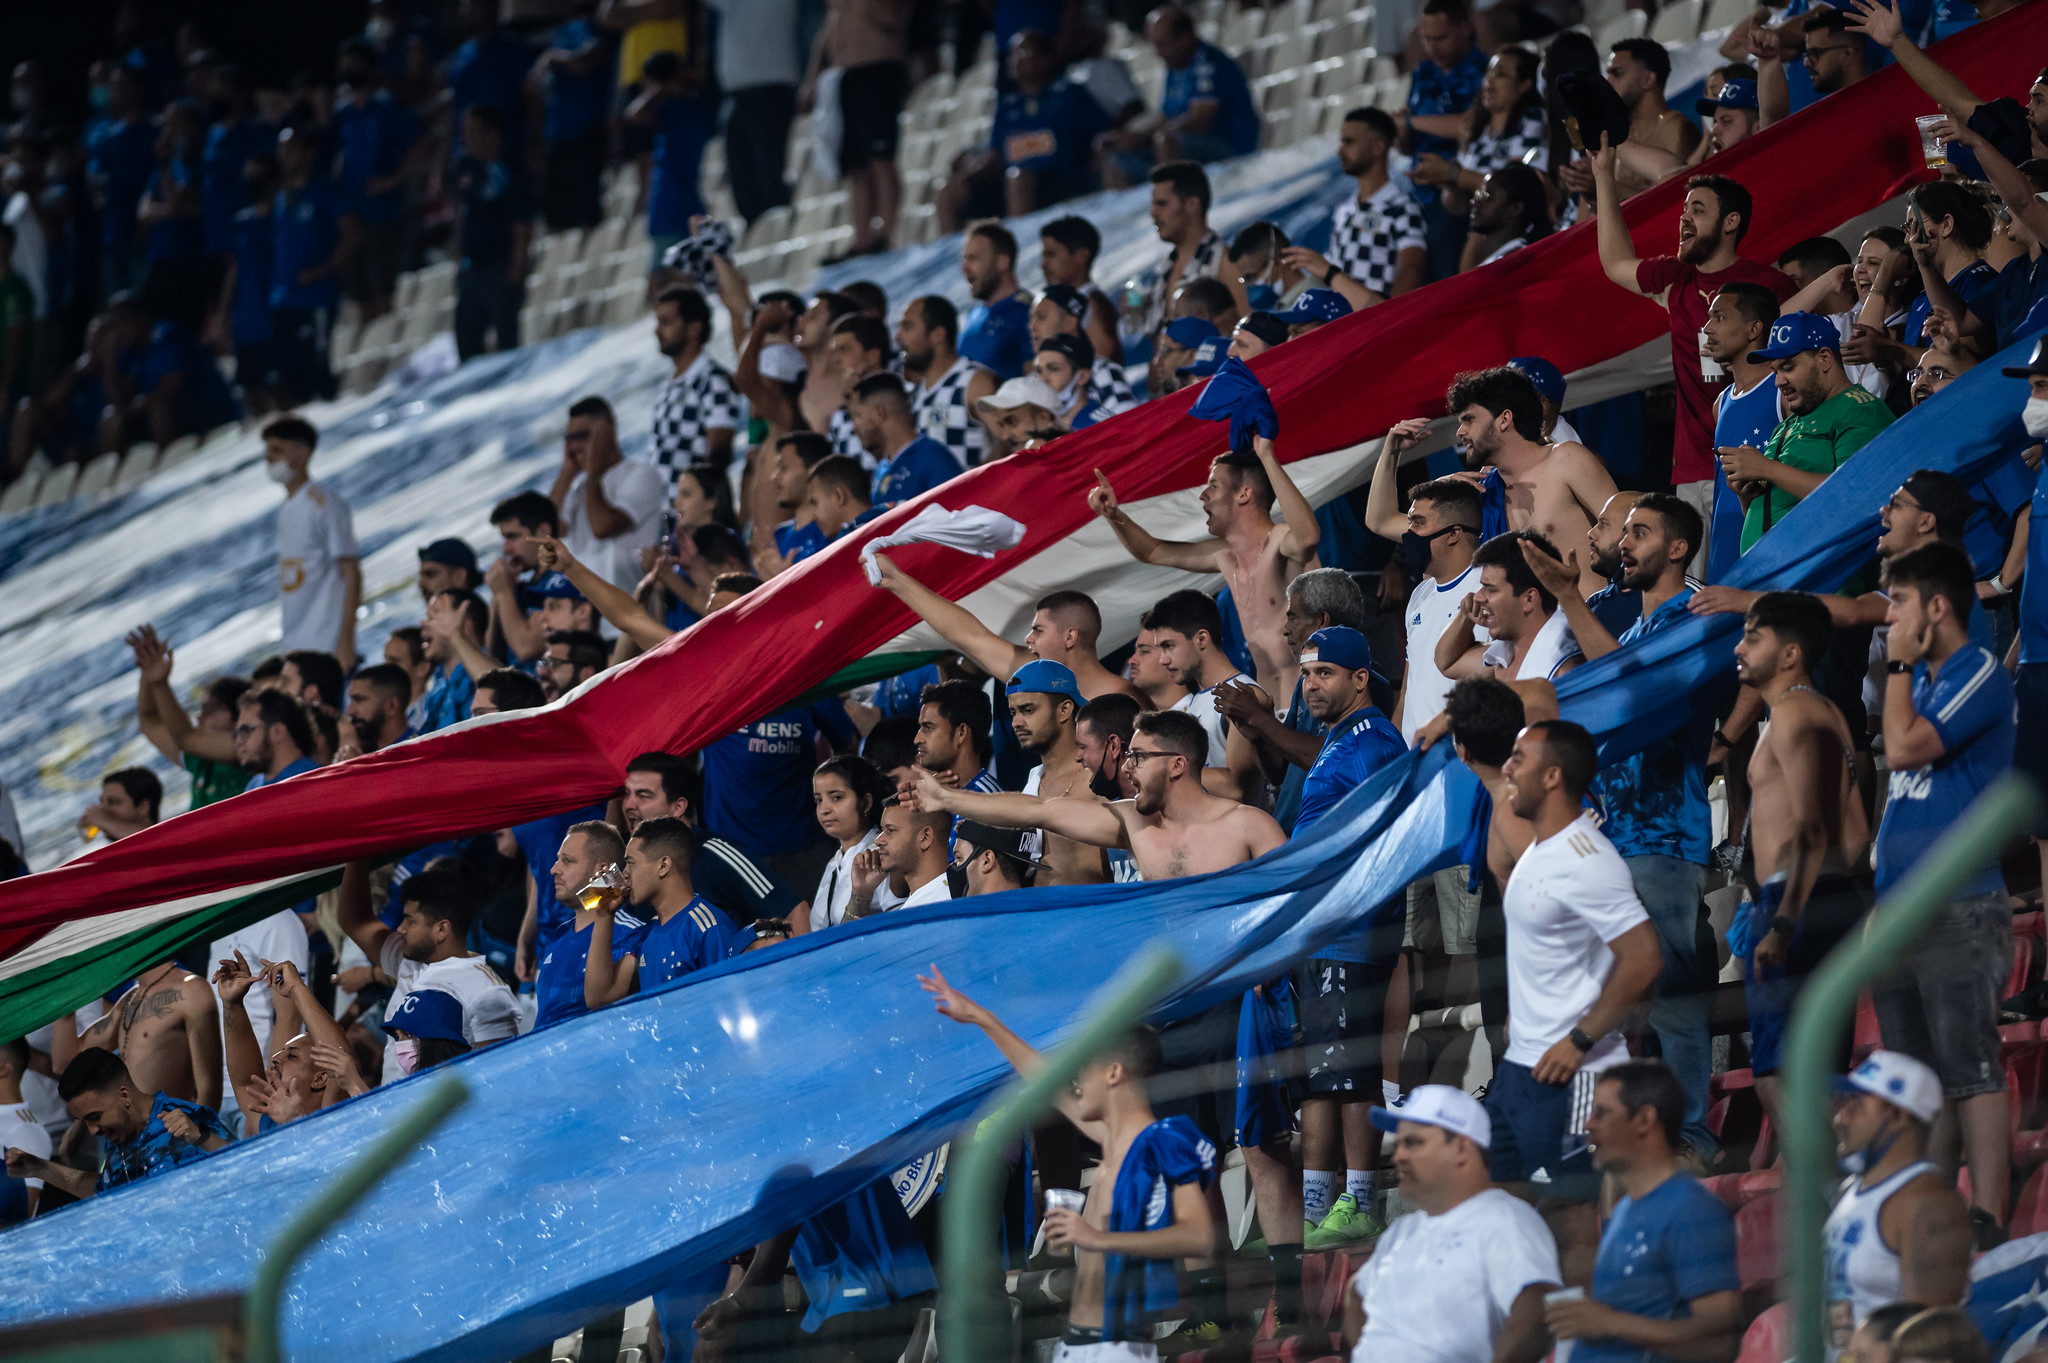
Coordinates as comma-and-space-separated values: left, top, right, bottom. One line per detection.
1842, 1049, 1944, 1125
1370, 1083, 1492, 1149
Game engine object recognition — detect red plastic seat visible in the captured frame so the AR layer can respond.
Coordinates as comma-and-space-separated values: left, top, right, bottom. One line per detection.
1736, 1170, 1782, 1204
2016, 911, 2045, 942
2009, 1164, 2048, 1239
2007, 936, 2036, 1000
1853, 994, 1882, 1058
1701, 1174, 1742, 1209
1737, 1302, 1791, 1363
1736, 1194, 1781, 1294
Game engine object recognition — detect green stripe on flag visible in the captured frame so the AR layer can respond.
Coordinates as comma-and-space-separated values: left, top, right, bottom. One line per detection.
769, 651, 946, 721
0, 871, 341, 1042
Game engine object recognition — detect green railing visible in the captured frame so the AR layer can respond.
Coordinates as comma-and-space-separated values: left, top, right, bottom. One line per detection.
1782, 774, 2042, 1362
939, 943, 1186, 1363
245, 1076, 471, 1363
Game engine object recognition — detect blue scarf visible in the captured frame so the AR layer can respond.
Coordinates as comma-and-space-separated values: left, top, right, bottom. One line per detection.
1187, 356, 1277, 452
1459, 782, 1493, 893
1234, 976, 1296, 1150
1707, 460, 1744, 584
1478, 466, 1510, 541
1101, 1116, 1218, 1341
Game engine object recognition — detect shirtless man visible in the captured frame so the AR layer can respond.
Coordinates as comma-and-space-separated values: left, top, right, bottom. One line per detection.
1731, 591, 1870, 1128
870, 555, 1148, 704
1387, 367, 1619, 598
1090, 435, 1321, 698
58, 960, 223, 1113
919, 969, 1216, 1361
1005, 661, 1111, 887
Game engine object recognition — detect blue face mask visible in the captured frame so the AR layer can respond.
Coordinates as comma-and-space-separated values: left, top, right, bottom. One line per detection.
1244, 282, 1280, 311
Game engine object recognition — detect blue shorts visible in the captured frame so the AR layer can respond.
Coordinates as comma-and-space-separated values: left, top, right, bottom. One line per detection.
1484, 1059, 1600, 1200
1740, 873, 1870, 1076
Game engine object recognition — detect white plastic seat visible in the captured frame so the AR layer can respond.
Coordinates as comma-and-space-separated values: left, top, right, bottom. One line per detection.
1650, 0, 1704, 43
115, 441, 166, 489
1596, 8, 1649, 46
1703, 0, 1758, 28
32, 462, 78, 508
74, 449, 123, 499
0, 471, 42, 516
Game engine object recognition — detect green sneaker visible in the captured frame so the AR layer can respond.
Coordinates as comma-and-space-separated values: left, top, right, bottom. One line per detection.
1304, 1192, 1384, 1249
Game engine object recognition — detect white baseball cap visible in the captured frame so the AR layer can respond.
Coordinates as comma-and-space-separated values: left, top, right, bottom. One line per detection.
976, 376, 1059, 413
1370, 1084, 1492, 1149
1841, 1049, 1944, 1124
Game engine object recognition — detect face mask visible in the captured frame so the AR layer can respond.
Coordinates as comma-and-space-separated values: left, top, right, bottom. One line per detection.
1838, 1115, 1901, 1177
1400, 524, 1461, 578
393, 1039, 421, 1076
264, 459, 293, 485
2024, 396, 2048, 439
1088, 755, 1123, 802
1244, 282, 1280, 311
89, 85, 113, 114
945, 863, 970, 899
366, 16, 398, 42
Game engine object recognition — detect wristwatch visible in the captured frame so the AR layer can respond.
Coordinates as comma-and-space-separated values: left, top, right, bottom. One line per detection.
1770, 915, 1797, 937
1568, 1026, 1596, 1052
1886, 659, 1913, 674
1323, 264, 1342, 287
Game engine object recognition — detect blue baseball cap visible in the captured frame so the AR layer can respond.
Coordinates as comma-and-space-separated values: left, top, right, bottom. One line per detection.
1301, 626, 1374, 672
1176, 336, 1227, 379
1696, 78, 1759, 116
1006, 659, 1084, 706
1163, 316, 1219, 350
1748, 311, 1842, 362
385, 988, 465, 1043
533, 571, 585, 600
1507, 356, 1566, 405
1277, 288, 1353, 326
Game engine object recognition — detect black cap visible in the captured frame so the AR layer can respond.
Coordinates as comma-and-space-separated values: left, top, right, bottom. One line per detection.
1236, 311, 1289, 348
1040, 284, 1089, 320
955, 821, 1035, 864
1557, 70, 1631, 155
2002, 336, 2048, 378
1897, 470, 1978, 541
418, 537, 480, 574
1037, 331, 1095, 371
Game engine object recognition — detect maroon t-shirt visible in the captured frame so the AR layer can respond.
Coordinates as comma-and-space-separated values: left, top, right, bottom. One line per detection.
1636, 255, 1794, 484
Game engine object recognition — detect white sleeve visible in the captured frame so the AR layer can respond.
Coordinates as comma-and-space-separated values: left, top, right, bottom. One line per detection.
608, 464, 669, 540
379, 932, 405, 981
9, 1119, 51, 1188
464, 981, 521, 1043
1574, 845, 1651, 943
1485, 1198, 1564, 1317
326, 491, 359, 559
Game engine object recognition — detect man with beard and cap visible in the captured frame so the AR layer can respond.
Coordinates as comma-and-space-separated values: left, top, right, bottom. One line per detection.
896, 293, 996, 469
647, 285, 739, 475
1592, 146, 1793, 545
1384, 367, 1618, 597
1516, 495, 1721, 1161
1001, 660, 1109, 886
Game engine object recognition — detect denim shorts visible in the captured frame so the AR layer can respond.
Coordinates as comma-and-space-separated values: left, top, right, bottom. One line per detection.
1871, 889, 2013, 1098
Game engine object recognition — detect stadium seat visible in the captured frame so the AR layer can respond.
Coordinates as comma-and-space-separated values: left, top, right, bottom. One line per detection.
32, 462, 79, 510
114, 441, 166, 490
1853, 994, 1882, 1057
1705, 0, 1761, 29
73, 449, 122, 501
1224, 5, 1268, 51
2011, 1163, 2048, 1238
1738, 1302, 1791, 1363
1650, 0, 1704, 42
1597, 9, 1650, 46
1735, 1193, 1780, 1293
0, 470, 43, 517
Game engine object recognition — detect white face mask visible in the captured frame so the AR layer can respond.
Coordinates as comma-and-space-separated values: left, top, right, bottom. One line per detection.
393, 1038, 421, 1075
264, 459, 293, 485
366, 16, 398, 42
2023, 396, 2048, 439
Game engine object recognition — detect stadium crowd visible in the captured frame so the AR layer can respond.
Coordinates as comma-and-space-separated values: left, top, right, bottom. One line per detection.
4, 0, 2048, 1361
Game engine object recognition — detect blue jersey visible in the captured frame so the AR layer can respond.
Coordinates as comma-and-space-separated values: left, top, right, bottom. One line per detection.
702, 703, 856, 857
87, 116, 158, 247
2025, 456, 2048, 665
990, 79, 1106, 182
1294, 704, 1404, 831
454, 155, 534, 268
1162, 43, 1259, 156
449, 34, 534, 161
513, 800, 613, 948
776, 519, 828, 565
1100, 1116, 1218, 1340
1906, 260, 1998, 347
230, 207, 275, 343
1711, 378, 1783, 583
126, 321, 239, 431
271, 179, 344, 311
535, 906, 650, 1027
650, 94, 715, 236
635, 895, 745, 991
959, 293, 1033, 380
334, 93, 421, 225
1973, 251, 2048, 354
1406, 46, 1488, 164
412, 663, 475, 734
201, 117, 276, 254
871, 435, 963, 509
542, 21, 613, 144
1594, 592, 1713, 864
145, 158, 205, 262
1874, 643, 2016, 897
98, 1093, 233, 1192
1578, 1173, 1741, 1363
791, 1179, 940, 1332
874, 662, 943, 721
1583, 578, 1643, 642
695, 837, 805, 926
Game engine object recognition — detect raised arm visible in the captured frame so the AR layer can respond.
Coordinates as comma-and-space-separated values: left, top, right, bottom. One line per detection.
913, 769, 1129, 850
1434, 593, 1489, 679
871, 553, 1029, 681
1591, 141, 1651, 298
583, 908, 638, 1009
334, 860, 391, 962
1848, 0, 1982, 122
1254, 435, 1319, 563
212, 951, 269, 1118
128, 625, 182, 764
536, 533, 676, 652
1366, 420, 1433, 538
1518, 541, 1622, 660
918, 964, 1107, 1140
128, 626, 235, 764
4, 1147, 97, 1201
1086, 469, 1224, 573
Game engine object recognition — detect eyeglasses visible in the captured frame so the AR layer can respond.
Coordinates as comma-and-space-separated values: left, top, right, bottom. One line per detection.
1121, 748, 1177, 766
1906, 367, 1958, 384
1802, 43, 1856, 62
232, 723, 263, 738
544, 655, 574, 670
1884, 494, 1926, 515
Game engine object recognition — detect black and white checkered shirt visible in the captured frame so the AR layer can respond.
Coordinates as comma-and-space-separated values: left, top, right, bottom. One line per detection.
1458, 106, 1551, 178
1139, 229, 1228, 340
1087, 357, 1136, 414
828, 405, 872, 469
912, 356, 991, 467
1328, 180, 1428, 300
650, 354, 741, 475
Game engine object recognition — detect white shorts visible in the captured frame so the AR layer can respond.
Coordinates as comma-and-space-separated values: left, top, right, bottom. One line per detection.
1051, 1339, 1158, 1362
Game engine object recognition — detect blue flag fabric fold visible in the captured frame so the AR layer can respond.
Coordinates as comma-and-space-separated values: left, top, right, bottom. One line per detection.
1188, 356, 1278, 452
1479, 466, 1510, 541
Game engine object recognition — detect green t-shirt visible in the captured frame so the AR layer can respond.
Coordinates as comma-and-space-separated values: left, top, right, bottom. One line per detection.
1739, 383, 1893, 552
183, 752, 249, 811
0, 273, 32, 405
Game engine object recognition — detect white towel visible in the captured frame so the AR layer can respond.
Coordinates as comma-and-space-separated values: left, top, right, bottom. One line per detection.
860, 504, 1027, 585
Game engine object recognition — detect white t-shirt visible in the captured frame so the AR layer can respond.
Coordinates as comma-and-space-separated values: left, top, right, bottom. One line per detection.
1172, 671, 1245, 768
277, 480, 359, 654
1501, 813, 1649, 1070
1483, 608, 1580, 682
1349, 1188, 1562, 1363
1403, 563, 1485, 744
900, 874, 954, 909
210, 909, 313, 1066
0, 1100, 52, 1190
1827, 309, 1890, 400
378, 936, 520, 1076
1551, 415, 1581, 445
811, 829, 884, 931
562, 459, 670, 594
